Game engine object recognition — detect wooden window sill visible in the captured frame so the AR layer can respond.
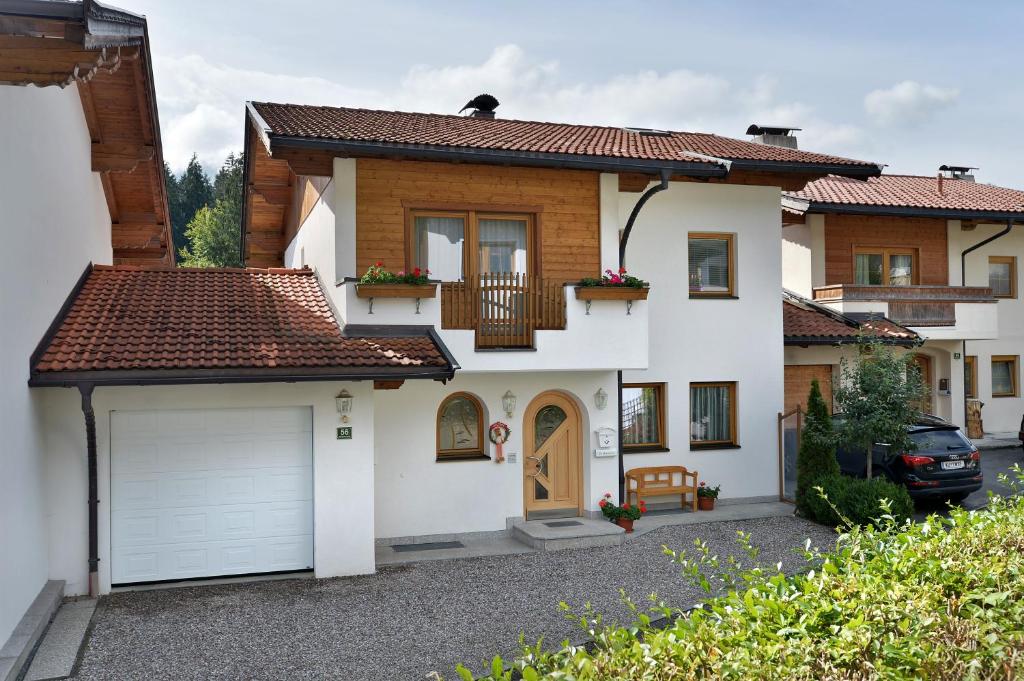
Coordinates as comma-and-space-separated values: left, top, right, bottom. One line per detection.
623, 446, 671, 454
435, 453, 491, 462
689, 294, 739, 300
689, 443, 741, 451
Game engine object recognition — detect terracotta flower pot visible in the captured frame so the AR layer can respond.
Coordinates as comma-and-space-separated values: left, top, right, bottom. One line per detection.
615, 517, 635, 533
698, 496, 716, 511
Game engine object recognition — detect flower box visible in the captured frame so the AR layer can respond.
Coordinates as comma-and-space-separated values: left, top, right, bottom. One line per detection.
574, 286, 649, 302
355, 283, 437, 299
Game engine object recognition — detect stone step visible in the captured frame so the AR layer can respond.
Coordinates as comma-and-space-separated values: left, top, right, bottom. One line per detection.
511, 517, 624, 551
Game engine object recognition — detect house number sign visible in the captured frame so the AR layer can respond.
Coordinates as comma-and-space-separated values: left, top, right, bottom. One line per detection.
336, 427, 353, 440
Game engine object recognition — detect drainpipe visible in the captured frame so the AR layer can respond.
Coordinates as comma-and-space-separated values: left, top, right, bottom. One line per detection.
617, 168, 672, 503
79, 384, 99, 597
959, 219, 1013, 434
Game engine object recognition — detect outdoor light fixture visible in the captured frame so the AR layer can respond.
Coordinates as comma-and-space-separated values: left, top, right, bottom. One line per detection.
502, 390, 517, 418
335, 389, 353, 423
594, 388, 608, 410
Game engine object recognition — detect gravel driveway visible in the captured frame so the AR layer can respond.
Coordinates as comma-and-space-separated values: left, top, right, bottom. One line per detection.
74, 516, 835, 681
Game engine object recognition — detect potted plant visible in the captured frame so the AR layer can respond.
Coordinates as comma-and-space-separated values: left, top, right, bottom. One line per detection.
598, 492, 646, 533
575, 267, 650, 303
697, 482, 720, 511
354, 262, 438, 299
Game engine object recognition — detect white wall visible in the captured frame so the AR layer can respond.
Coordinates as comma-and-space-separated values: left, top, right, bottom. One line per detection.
373, 371, 619, 538
951, 220, 1024, 431
782, 223, 812, 298
0, 83, 111, 644
619, 181, 784, 500
40, 381, 375, 596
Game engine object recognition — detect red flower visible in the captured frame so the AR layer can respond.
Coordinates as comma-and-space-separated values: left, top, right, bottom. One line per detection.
618, 267, 627, 275
413, 267, 421, 276
623, 503, 630, 510
376, 261, 384, 267
598, 499, 607, 507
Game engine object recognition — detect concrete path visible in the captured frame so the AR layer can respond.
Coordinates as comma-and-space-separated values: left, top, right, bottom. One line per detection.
972, 431, 1021, 451
24, 599, 96, 681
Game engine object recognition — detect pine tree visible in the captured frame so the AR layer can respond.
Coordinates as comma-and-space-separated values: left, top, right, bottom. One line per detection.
796, 379, 840, 516
170, 154, 214, 262
178, 152, 244, 268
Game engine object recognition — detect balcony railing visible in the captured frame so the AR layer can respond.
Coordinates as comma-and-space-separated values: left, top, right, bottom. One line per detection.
440, 273, 567, 348
812, 284, 995, 327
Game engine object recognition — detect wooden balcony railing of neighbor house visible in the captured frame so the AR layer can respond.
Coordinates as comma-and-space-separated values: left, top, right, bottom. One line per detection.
812, 284, 996, 327
440, 273, 567, 348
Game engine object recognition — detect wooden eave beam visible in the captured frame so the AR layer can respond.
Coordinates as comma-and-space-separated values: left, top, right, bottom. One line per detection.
250, 183, 292, 205
91, 142, 155, 172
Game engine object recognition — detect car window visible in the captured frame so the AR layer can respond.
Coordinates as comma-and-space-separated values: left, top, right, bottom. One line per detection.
910, 429, 972, 452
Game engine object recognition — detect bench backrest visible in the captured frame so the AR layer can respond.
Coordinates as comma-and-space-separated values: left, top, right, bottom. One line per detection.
626, 466, 695, 490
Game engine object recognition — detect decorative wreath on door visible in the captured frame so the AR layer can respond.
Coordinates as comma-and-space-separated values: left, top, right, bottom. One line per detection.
489, 421, 511, 463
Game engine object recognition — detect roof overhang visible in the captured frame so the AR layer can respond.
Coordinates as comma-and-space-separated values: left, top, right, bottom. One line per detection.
782, 195, 1023, 222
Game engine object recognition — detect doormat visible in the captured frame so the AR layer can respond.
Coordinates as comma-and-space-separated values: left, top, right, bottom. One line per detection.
543, 520, 583, 528
391, 541, 465, 553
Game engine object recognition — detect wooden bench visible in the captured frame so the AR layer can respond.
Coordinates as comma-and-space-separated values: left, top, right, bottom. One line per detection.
625, 466, 698, 512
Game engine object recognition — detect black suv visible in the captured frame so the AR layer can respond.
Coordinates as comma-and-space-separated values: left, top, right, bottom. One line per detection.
833, 414, 983, 501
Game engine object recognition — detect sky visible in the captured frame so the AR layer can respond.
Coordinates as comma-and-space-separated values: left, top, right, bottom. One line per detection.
136, 0, 1024, 188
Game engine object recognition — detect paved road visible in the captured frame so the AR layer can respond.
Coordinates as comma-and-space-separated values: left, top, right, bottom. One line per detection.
914, 445, 1021, 520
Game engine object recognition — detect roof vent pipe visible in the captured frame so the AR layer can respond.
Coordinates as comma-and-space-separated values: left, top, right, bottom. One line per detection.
746, 124, 800, 149
459, 94, 499, 119
940, 165, 977, 182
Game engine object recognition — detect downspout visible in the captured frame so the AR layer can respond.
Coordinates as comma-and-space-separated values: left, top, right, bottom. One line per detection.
79, 384, 99, 597
959, 219, 1013, 431
617, 169, 672, 503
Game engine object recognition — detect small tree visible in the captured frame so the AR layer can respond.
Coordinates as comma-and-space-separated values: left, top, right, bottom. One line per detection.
178, 202, 243, 268
795, 379, 840, 516
833, 335, 925, 479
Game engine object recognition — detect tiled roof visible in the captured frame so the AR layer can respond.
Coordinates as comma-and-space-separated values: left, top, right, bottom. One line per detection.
783, 294, 918, 345
786, 174, 1024, 216
32, 266, 453, 382
250, 102, 879, 171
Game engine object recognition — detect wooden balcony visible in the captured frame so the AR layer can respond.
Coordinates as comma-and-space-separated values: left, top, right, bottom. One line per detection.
812, 284, 996, 331
440, 273, 567, 348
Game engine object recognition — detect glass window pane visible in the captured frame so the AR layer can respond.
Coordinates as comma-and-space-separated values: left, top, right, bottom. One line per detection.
855, 253, 883, 285
622, 386, 661, 446
889, 254, 913, 286
990, 261, 1012, 296
964, 359, 975, 397
438, 396, 480, 451
414, 216, 465, 281
478, 218, 527, 275
992, 361, 1015, 395
690, 384, 733, 443
534, 406, 567, 449
688, 238, 731, 292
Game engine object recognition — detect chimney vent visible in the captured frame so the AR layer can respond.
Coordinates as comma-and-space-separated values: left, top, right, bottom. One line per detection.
459, 93, 500, 119
939, 164, 977, 182
746, 123, 800, 149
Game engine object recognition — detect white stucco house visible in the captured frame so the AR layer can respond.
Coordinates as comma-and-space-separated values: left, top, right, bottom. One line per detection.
2, 3, 893, 670
781, 167, 1024, 433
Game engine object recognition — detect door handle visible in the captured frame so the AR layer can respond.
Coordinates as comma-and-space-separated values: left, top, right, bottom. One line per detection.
526, 455, 542, 477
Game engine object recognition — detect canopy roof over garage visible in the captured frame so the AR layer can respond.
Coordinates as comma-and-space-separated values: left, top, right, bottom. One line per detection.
783, 290, 919, 346
29, 264, 458, 386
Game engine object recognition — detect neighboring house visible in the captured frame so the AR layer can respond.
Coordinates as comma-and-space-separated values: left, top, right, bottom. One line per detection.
0, 0, 173, 660
782, 168, 1024, 432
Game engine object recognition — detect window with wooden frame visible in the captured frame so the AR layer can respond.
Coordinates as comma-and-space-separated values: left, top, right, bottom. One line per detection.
989, 256, 1017, 298
621, 383, 667, 451
991, 356, 1019, 398
688, 233, 735, 297
436, 392, 487, 460
690, 382, 738, 448
853, 247, 918, 286
964, 356, 978, 399
408, 208, 535, 282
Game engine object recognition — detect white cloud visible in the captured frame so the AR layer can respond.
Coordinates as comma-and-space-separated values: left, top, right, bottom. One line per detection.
155, 45, 869, 172
863, 80, 959, 127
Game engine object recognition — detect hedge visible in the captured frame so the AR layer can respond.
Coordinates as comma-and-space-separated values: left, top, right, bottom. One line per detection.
803, 473, 914, 527
458, 468, 1024, 680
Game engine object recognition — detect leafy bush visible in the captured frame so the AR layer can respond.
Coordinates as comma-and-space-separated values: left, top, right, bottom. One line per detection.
795, 379, 840, 517
804, 473, 914, 527
459, 468, 1024, 680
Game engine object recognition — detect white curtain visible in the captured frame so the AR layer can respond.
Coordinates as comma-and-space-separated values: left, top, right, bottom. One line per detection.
414, 216, 465, 281
889, 254, 913, 286
478, 219, 527, 275
690, 385, 732, 442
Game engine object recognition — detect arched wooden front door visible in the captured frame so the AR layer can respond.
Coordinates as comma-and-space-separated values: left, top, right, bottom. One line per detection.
523, 392, 582, 518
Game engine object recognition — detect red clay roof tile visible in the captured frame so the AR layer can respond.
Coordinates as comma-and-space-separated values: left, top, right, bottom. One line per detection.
33, 266, 451, 377
250, 102, 878, 170
783, 297, 917, 344
787, 174, 1024, 215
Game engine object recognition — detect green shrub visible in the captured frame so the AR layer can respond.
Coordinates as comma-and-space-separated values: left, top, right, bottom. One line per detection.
461, 467, 1024, 680
804, 473, 914, 527
795, 379, 840, 517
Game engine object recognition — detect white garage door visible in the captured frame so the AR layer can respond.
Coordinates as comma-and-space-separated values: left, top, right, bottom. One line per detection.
111, 407, 314, 584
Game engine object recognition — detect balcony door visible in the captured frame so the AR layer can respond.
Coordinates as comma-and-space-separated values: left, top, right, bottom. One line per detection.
854, 247, 918, 286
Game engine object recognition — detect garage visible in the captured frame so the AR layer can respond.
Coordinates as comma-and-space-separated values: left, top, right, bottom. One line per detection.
784, 364, 833, 414
111, 407, 314, 584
